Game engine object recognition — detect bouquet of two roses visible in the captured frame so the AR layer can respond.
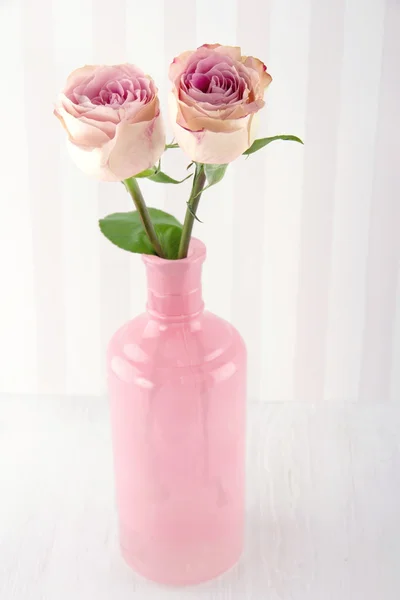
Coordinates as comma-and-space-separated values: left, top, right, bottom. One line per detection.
55, 43, 302, 260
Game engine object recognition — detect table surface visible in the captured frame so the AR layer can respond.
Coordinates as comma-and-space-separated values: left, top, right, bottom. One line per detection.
0, 395, 399, 600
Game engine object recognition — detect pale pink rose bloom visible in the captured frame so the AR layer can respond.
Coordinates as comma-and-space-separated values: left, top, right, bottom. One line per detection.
168, 44, 272, 164
54, 64, 165, 181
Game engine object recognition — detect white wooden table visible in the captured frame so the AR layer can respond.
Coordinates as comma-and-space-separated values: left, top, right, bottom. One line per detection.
0, 396, 399, 599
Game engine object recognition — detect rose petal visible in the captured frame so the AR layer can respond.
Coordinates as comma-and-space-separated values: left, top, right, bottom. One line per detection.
174, 96, 254, 134
191, 73, 210, 91
59, 92, 120, 127
119, 78, 134, 93
55, 103, 112, 145
57, 93, 90, 117
198, 43, 221, 50
106, 79, 125, 96
117, 63, 146, 79
67, 111, 165, 181
199, 44, 242, 62
177, 87, 262, 120
194, 56, 235, 75
169, 50, 195, 83
242, 56, 272, 90
69, 64, 148, 103
83, 105, 120, 125
107, 114, 165, 179
79, 69, 122, 101
137, 77, 153, 95
171, 117, 255, 164
64, 65, 99, 96
120, 94, 158, 124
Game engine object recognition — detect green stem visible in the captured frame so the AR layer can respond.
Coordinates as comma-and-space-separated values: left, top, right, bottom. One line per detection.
123, 177, 165, 258
178, 164, 207, 259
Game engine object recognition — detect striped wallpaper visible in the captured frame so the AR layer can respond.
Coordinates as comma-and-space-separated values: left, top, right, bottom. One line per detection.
1, 0, 399, 402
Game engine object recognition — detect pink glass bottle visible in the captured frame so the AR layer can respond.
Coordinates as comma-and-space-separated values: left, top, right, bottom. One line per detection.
107, 239, 246, 586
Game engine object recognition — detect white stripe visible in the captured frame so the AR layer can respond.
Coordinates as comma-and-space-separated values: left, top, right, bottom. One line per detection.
52, 0, 103, 395
0, 0, 38, 393
390, 272, 400, 403
92, 2, 132, 390
260, 0, 311, 402
294, 0, 346, 402
324, 0, 386, 402
359, 2, 400, 403
22, 0, 67, 393
126, 0, 166, 318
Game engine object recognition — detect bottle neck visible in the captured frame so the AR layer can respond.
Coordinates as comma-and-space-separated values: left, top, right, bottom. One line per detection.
142, 239, 206, 321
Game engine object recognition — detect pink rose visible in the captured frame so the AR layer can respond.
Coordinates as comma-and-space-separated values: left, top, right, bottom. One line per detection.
54, 64, 165, 181
168, 44, 272, 164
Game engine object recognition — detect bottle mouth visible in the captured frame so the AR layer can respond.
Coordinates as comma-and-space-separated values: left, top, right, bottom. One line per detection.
142, 237, 206, 267
142, 237, 205, 319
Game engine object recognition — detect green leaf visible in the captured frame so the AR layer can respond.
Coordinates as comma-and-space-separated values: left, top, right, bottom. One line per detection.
99, 209, 183, 259
134, 167, 158, 178
147, 209, 184, 258
186, 201, 203, 223
101, 206, 181, 230
243, 135, 304, 156
165, 143, 180, 150
146, 208, 182, 227
148, 170, 192, 184
155, 224, 182, 259
134, 165, 192, 184
193, 163, 228, 198
99, 212, 154, 255
204, 163, 228, 187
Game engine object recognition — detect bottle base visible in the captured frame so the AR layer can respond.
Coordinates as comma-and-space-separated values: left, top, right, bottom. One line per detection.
120, 545, 242, 587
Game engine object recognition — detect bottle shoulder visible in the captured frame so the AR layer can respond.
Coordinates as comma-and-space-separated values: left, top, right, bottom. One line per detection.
108, 311, 246, 372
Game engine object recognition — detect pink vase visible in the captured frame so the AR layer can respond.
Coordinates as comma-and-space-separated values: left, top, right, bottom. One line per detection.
107, 238, 247, 586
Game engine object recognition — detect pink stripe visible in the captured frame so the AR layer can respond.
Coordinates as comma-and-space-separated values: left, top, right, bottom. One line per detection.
22, 0, 66, 393
294, 0, 346, 402
359, 2, 400, 403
